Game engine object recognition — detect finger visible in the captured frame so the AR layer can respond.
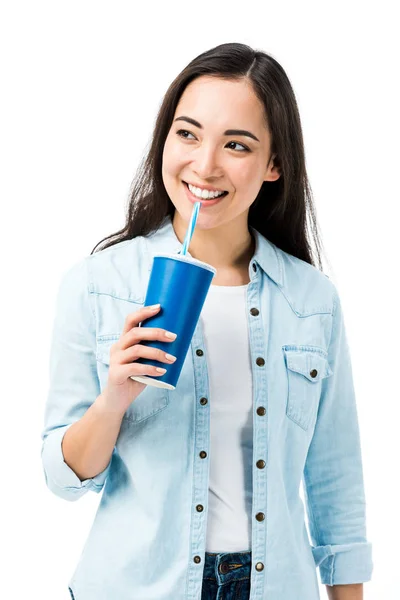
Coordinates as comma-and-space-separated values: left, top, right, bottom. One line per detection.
119, 344, 176, 365
122, 326, 177, 350
120, 363, 167, 379
121, 304, 160, 336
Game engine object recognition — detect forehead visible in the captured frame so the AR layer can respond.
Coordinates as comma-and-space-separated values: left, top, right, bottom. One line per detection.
175, 76, 267, 130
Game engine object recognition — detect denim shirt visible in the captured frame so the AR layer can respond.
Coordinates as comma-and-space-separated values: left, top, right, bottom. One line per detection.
41, 215, 373, 599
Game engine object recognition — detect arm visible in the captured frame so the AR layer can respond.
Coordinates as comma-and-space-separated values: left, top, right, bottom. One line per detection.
302, 285, 373, 586
326, 583, 363, 599
41, 258, 116, 501
62, 391, 124, 481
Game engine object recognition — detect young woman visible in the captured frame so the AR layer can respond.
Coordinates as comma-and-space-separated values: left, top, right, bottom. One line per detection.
41, 43, 373, 600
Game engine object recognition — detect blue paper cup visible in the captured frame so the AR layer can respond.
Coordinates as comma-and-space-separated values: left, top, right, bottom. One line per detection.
130, 253, 217, 390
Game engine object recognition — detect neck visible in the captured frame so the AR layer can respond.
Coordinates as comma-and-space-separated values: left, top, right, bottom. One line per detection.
172, 212, 255, 271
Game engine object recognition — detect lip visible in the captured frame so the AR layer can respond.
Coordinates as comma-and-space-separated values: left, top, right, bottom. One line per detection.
183, 181, 228, 206
184, 181, 227, 193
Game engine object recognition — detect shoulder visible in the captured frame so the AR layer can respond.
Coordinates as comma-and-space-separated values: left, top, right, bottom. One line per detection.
275, 245, 338, 316
65, 236, 149, 303
87, 236, 145, 271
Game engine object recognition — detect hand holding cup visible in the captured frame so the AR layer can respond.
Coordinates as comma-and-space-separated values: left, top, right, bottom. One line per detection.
101, 304, 177, 416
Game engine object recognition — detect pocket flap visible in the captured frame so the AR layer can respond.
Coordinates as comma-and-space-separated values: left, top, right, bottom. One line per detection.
284, 348, 333, 383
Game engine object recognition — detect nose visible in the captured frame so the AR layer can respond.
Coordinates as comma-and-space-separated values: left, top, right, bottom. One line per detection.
192, 144, 223, 180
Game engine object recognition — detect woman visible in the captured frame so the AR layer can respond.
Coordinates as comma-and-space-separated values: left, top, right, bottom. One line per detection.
41, 43, 373, 600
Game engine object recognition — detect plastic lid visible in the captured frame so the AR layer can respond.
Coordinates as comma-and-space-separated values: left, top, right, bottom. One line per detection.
153, 253, 217, 275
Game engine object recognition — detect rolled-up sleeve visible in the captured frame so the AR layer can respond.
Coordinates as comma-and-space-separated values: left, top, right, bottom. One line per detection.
303, 286, 373, 585
41, 258, 112, 501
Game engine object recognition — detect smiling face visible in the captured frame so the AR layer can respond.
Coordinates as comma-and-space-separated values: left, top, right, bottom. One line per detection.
162, 75, 281, 233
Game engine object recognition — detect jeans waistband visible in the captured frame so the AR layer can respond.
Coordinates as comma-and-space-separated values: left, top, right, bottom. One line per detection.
203, 551, 252, 585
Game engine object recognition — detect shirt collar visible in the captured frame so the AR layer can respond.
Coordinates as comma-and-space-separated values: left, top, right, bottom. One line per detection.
145, 214, 284, 288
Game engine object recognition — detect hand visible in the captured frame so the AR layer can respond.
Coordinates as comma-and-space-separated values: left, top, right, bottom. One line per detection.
101, 304, 177, 416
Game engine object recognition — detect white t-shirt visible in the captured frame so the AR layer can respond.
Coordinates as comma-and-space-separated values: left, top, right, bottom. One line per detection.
200, 282, 253, 553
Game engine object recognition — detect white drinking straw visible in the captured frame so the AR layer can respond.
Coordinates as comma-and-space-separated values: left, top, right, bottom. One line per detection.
181, 201, 201, 255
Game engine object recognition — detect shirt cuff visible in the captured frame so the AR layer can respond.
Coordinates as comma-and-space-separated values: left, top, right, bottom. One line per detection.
312, 541, 373, 585
42, 424, 111, 495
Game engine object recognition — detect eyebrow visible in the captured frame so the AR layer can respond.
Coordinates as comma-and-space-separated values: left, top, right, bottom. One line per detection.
174, 115, 260, 142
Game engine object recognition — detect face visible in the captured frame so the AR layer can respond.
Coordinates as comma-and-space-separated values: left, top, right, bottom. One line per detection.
162, 75, 280, 232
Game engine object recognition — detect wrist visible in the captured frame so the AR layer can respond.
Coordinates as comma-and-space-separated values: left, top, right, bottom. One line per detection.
94, 390, 126, 421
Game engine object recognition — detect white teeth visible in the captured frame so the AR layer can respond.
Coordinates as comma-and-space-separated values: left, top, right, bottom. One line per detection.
187, 183, 225, 200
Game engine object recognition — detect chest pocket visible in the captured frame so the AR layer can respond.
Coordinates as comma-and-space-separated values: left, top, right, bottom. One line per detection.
282, 346, 333, 431
96, 336, 170, 425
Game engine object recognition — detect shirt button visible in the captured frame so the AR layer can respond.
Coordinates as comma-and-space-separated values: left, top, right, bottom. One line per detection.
199, 451, 207, 459
256, 357, 265, 367
256, 459, 266, 469
250, 307, 259, 316
194, 556, 201, 564
196, 505, 204, 512
255, 512, 265, 522
200, 397, 208, 406
219, 562, 230, 574
310, 369, 318, 378
196, 349, 204, 356
255, 562, 264, 571
257, 406, 266, 416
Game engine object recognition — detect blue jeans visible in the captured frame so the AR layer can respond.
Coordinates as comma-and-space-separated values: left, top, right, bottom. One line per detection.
201, 551, 252, 600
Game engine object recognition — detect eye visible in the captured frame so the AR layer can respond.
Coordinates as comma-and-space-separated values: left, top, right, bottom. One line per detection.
225, 141, 250, 153
176, 129, 196, 141
176, 129, 250, 153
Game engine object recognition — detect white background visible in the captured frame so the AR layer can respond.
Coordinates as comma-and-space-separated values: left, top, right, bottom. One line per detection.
1, 1, 398, 598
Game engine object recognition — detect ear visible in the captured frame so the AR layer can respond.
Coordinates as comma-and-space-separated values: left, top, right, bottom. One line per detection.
264, 153, 281, 182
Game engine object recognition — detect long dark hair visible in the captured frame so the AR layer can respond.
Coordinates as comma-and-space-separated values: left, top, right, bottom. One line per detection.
91, 42, 328, 272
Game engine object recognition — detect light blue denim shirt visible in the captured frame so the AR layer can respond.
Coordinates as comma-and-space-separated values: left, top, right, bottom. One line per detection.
41, 215, 373, 599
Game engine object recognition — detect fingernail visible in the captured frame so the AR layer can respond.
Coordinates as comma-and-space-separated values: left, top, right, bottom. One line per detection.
149, 303, 161, 310
165, 331, 177, 339
156, 367, 167, 373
